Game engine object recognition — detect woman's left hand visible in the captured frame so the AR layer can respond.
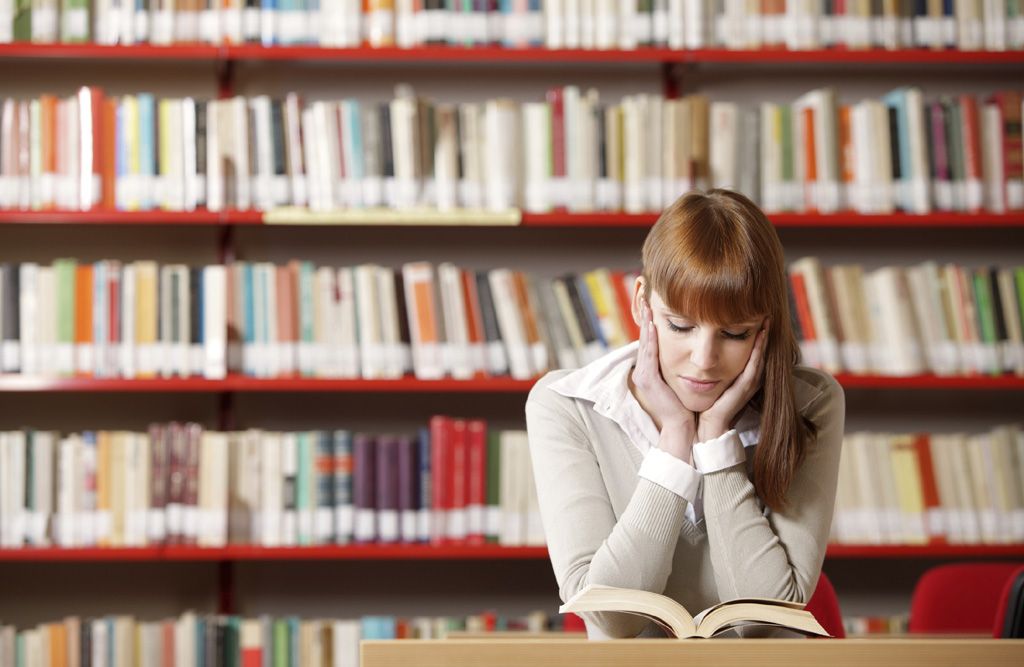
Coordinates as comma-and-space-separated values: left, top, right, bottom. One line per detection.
697, 321, 769, 443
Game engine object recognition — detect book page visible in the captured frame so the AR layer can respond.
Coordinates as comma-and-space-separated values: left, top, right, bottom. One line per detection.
559, 584, 697, 638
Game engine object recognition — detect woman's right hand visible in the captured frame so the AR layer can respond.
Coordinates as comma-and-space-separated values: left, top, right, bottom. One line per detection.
631, 299, 695, 459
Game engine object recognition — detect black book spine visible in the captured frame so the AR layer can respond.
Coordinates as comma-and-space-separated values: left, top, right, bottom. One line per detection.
393, 269, 411, 361
190, 266, 202, 349
195, 101, 207, 180
989, 267, 1008, 346
561, 275, 598, 346
271, 99, 287, 179
81, 618, 91, 667
597, 105, 608, 180
475, 271, 501, 346
887, 106, 902, 192
379, 103, 395, 179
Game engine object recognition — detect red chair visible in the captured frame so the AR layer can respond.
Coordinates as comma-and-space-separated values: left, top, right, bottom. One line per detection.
993, 564, 1024, 638
805, 572, 845, 638
908, 562, 1023, 634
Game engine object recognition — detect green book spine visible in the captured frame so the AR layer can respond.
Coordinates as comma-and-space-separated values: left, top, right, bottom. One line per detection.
273, 619, 288, 667
13, 0, 30, 42
299, 262, 315, 377
973, 270, 998, 374
485, 430, 501, 543
780, 105, 794, 200
297, 431, 311, 546
227, 617, 241, 667
54, 259, 75, 373
60, 0, 90, 43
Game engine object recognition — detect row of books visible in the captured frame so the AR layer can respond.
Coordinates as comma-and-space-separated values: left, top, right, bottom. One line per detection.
3, 1, 1024, 51
1, 86, 1022, 215
788, 259, 1024, 377
831, 425, 1024, 546
0, 418, 544, 549
0, 260, 642, 380
4, 257, 1024, 381
0, 609, 559, 667
843, 614, 910, 636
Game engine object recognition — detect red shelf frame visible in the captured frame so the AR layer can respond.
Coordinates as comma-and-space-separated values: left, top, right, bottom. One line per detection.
521, 211, 1024, 228
832, 373, 1024, 390
1, 43, 1022, 65
825, 544, 1024, 558
0, 373, 1022, 392
3, 543, 1023, 562
2, 210, 1023, 228
0, 209, 262, 225
0, 374, 538, 392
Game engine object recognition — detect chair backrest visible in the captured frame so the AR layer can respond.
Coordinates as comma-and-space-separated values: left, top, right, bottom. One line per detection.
805, 572, 845, 638
908, 562, 1024, 634
993, 565, 1024, 638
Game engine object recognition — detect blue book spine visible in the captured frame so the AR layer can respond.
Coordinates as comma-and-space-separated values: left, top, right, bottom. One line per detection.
243, 262, 255, 374
137, 94, 155, 210
316, 430, 334, 545
883, 89, 911, 211
261, 0, 278, 47
528, 0, 541, 46
333, 429, 353, 544
574, 275, 607, 348
499, 0, 513, 47
417, 426, 432, 543
350, 100, 365, 181
115, 104, 126, 210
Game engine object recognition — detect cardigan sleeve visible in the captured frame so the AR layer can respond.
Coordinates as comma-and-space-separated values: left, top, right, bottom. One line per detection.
700, 368, 845, 604
525, 372, 689, 638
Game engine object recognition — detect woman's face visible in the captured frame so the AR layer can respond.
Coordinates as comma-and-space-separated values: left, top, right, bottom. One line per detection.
635, 283, 765, 413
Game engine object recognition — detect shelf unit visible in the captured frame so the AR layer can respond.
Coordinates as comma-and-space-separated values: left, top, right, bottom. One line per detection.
0, 373, 1022, 392
2, 37, 1022, 629
2, 543, 1024, 562
1, 43, 1024, 65
2, 210, 1023, 228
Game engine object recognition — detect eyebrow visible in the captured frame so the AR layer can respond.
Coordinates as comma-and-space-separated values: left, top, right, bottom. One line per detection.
660, 309, 759, 327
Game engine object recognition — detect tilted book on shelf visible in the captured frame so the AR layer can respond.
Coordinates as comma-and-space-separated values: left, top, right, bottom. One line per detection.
559, 584, 830, 639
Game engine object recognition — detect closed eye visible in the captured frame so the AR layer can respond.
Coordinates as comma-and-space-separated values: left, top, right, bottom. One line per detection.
666, 318, 752, 341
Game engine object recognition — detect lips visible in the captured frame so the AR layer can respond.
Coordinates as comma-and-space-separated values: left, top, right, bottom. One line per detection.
680, 376, 720, 393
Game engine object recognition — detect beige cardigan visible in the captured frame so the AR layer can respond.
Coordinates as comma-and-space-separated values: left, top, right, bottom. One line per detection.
525, 363, 845, 638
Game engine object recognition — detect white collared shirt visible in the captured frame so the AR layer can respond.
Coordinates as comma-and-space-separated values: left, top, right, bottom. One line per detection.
548, 341, 760, 524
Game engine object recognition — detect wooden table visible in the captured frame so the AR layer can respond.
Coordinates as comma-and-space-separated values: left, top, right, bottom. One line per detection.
362, 638, 1024, 667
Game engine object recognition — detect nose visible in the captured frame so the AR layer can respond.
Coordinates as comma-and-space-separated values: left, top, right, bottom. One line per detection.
690, 330, 719, 371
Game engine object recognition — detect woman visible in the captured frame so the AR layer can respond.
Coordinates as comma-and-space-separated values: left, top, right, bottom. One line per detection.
526, 189, 845, 639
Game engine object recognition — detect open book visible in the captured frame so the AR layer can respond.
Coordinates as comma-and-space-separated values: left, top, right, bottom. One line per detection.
559, 584, 830, 639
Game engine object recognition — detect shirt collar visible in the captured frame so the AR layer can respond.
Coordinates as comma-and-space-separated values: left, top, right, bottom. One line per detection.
548, 341, 762, 449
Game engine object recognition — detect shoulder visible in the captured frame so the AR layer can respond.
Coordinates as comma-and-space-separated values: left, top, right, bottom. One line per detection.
792, 365, 845, 427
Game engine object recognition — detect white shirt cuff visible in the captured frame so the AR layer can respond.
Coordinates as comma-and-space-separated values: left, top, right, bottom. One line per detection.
638, 448, 701, 503
692, 429, 747, 474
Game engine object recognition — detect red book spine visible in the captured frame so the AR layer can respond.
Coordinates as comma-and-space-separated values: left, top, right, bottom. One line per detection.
429, 415, 451, 545
108, 264, 120, 370
913, 433, 942, 540
546, 87, 566, 183
959, 95, 983, 210
610, 270, 640, 342
466, 418, 487, 545
789, 272, 818, 342
101, 98, 117, 210
450, 418, 468, 544
89, 87, 104, 210
241, 648, 261, 667
990, 91, 1023, 207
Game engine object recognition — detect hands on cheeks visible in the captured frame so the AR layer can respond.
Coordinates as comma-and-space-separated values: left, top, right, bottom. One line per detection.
697, 319, 770, 443
631, 299, 696, 461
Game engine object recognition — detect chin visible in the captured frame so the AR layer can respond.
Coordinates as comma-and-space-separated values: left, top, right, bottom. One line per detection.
675, 390, 715, 414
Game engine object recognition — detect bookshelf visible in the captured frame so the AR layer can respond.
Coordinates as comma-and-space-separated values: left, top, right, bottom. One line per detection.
0, 9, 1022, 641
4, 210, 1024, 227
0, 373, 1023, 392
2, 43, 1024, 65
